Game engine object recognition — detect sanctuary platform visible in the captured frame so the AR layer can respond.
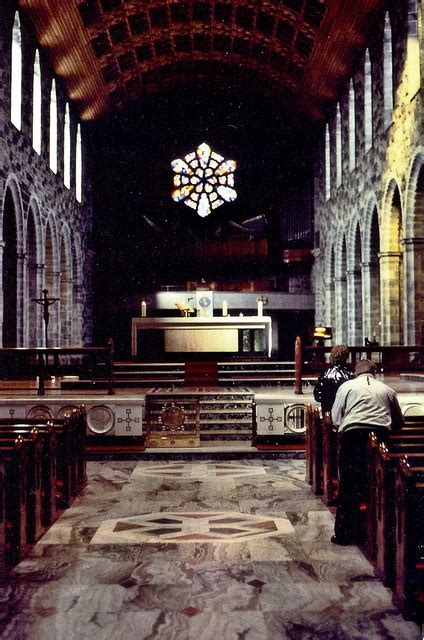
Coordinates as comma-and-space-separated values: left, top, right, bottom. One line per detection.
0, 375, 423, 454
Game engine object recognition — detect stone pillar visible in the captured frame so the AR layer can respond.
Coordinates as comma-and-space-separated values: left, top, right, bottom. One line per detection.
16, 252, 26, 347
334, 276, 348, 343
379, 251, 403, 345
72, 282, 84, 345
59, 275, 73, 346
48, 271, 61, 347
323, 279, 335, 330
0, 241, 5, 346
347, 269, 363, 345
402, 237, 424, 344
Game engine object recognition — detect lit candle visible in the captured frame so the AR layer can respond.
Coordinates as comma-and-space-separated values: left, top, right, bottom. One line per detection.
141, 301, 146, 317
222, 300, 228, 316
257, 300, 263, 317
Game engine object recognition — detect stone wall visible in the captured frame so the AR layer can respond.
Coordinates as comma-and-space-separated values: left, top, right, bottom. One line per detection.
0, 0, 93, 347
314, 0, 424, 347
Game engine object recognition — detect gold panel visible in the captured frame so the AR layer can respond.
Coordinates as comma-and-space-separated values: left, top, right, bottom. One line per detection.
165, 328, 238, 352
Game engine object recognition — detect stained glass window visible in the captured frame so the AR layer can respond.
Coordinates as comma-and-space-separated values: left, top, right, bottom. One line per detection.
171, 143, 237, 218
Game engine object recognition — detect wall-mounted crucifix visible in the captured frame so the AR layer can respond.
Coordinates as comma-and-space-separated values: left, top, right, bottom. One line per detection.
32, 288, 59, 347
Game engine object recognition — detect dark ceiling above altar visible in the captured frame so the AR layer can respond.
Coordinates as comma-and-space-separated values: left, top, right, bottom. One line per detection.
90, 83, 314, 291
19, 0, 386, 120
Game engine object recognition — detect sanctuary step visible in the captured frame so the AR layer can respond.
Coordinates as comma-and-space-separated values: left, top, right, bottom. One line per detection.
60, 360, 316, 390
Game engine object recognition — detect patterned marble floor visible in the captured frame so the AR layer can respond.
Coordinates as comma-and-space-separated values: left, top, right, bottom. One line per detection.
0, 459, 421, 640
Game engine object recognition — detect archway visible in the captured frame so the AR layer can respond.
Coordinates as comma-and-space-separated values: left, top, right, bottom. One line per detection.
44, 217, 59, 346
380, 183, 403, 345
335, 235, 348, 343
72, 234, 83, 345
59, 228, 73, 345
369, 208, 381, 343
405, 158, 424, 344
2, 189, 18, 346
26, 202, 43, 346
348, 223, 363, 345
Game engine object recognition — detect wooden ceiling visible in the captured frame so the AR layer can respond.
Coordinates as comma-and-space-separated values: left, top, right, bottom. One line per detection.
19, 0, 386, 120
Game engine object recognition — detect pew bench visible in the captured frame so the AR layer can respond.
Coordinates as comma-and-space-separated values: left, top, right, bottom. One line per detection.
0, 438, 31, 565
393, 457, 424, 623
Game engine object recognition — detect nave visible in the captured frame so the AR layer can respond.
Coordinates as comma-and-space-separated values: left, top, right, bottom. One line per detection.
0, 457, 420, 640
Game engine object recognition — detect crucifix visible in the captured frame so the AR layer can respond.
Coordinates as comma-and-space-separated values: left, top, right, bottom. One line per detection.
32, 288, 59, 348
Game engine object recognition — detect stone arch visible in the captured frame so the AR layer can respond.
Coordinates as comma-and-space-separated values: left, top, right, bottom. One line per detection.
26, 196, 43, 346
346, 213, 363, 345
59, 224, 73, 345
404, 150, 424, 343
72, 232, 83, 345
1, 175, 25, 346
44, 212, 59, 346
380, 178, 404, 344
322, 238, 336, 333
334, 226, 348, 343
362, 198, 382, 343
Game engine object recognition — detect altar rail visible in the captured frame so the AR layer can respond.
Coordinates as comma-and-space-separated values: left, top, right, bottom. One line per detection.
0, 339, 114, 396
294, 338, 424, 393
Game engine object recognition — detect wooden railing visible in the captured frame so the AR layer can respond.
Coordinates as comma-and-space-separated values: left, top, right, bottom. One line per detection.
0, 338, 115, 396
294, 337, 424, 393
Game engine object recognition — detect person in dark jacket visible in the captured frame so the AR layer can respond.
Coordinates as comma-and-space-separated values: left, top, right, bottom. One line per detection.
313, 344, 355, 412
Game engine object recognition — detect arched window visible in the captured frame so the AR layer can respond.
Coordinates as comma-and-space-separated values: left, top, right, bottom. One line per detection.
364, 49, 373, 151
10, 12, 22, 130
407, 0, 420, 97
348, 80, 356, 172
325, 124, 331, 201
76, 123, 82, 203
64, 103, 71, 188
49, 80, 58, 173
336, 103, 342, 187
32, 50, 42, 154
383, 12, 394, 128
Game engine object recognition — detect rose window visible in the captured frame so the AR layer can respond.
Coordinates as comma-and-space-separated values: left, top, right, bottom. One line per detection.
171, 142, 237, 218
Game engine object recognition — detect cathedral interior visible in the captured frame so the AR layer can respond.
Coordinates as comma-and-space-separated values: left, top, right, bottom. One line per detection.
0, 0, 423, 638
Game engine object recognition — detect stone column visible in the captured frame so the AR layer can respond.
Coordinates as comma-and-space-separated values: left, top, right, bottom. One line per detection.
347, 269, 363, 345
48, 271, 61, 347
323, 279, 335, 330
379, 251, 403, 345
72, 282, 84, 345
16, 253, 27, 347
402, 237, 424, 344
334, 276, 348, 343
59, 275, 73, 346
0, 241, 5, 346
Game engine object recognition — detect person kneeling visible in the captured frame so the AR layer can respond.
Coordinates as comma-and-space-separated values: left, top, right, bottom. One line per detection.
330, 359, 403, 546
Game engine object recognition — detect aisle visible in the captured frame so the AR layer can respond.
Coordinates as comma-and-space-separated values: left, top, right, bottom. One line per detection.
0, 459, 420, 639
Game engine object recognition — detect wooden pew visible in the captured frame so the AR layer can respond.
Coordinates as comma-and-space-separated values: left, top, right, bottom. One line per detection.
0, 437, 31, 565
309, 407, 323, 495
0, 429, 44, 544
393, 457, 424, 623
373, 440, 424, 588
305, 405, 314, 485
0, 459, 5, 577
0, 417, 74, 510
0, 423, 57, 528
321, 413, 338, 505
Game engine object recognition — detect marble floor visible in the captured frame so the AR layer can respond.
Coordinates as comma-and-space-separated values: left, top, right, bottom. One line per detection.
0, 459, 421, 640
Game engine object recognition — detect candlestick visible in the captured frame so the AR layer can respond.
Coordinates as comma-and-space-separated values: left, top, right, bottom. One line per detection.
222, 300, 228, 317
141, 301, 146, 317
257, 300, 263, 317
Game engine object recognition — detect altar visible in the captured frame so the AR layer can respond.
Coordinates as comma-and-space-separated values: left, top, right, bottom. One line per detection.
131, 316, 273, 358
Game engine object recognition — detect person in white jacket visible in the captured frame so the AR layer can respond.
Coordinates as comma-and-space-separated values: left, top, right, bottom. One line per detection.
330, 359, 403, 545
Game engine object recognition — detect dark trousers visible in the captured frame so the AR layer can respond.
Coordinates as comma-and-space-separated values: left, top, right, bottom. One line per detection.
335, 428, 386, 544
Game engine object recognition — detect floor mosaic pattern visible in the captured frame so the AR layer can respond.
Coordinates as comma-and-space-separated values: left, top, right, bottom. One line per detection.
0, 458, 421, 640
91, 511, 293, 544
130, 461, 267, 480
